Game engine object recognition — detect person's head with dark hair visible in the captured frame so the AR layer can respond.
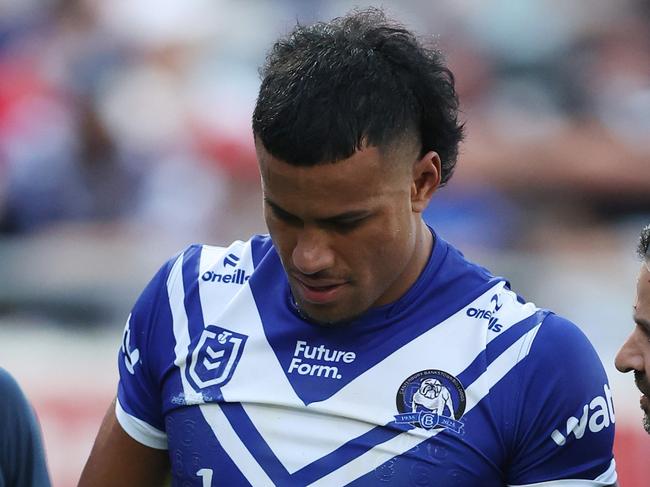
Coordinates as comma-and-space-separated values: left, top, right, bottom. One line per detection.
616, 223, 650, 434
253, 7, 464, 185
252, 9, 463, 326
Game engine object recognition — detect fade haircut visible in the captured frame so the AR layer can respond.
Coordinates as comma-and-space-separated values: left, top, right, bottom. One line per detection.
638, 224, 650, 262
252, 8, 464, 187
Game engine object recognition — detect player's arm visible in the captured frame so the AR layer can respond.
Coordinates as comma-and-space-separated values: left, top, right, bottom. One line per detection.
81, 253, 183, 486
79, 398, 170, 487
81, 254, 182, 486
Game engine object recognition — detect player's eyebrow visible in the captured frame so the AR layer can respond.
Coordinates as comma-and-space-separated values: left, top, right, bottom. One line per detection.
264, 198, 298, 220
264, 197, 371, 223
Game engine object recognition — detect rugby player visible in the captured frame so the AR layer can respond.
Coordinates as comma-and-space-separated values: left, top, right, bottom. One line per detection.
80, 9, 618, 486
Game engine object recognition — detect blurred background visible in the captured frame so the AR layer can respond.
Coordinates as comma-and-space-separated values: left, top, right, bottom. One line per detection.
0, 0, 648, 485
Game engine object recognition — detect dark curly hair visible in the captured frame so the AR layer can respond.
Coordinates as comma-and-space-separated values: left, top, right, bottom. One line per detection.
252, 8, 464, 186
638, 224, 650, 261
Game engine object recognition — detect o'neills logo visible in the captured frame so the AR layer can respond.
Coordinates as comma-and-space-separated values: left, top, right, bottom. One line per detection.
287, 340, 356, 380
201, 269, 250, 285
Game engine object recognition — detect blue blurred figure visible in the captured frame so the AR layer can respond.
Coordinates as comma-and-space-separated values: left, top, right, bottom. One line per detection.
0, 368, 51, 487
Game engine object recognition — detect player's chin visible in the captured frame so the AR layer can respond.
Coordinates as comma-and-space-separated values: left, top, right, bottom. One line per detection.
297, 301, 366, 327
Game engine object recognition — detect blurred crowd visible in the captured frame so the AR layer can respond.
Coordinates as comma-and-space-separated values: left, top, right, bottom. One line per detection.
0, 0, 648, 249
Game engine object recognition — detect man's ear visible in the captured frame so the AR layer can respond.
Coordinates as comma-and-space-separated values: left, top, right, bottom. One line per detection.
411, 151, 441, 213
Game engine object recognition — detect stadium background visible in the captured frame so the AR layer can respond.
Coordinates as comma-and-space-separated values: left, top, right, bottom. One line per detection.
0, 0, 649, 485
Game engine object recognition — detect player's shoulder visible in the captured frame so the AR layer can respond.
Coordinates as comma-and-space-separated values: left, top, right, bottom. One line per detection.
128, 235, 273, 330
194, 234, 273, 268
505, 311, 609, 395
161, 234, 274, 285
184, 234, 273, 266
510, 310, 611, 420
532, 312, 604, 368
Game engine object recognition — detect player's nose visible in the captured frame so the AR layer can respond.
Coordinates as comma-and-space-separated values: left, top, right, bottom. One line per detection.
291, 227, 335, 275
615, 329, 645, 373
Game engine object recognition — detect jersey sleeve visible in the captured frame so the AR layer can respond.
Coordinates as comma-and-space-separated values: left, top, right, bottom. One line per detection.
504, 313, 617, 486
116, 253, 180, 450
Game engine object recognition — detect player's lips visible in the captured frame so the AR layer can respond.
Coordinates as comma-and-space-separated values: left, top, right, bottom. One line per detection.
292, 276, 348, 304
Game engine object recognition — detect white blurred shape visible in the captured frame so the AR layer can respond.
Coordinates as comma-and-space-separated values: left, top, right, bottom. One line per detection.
133, 152, 228, 241
462, 0, 582, 61
97, 64, 187, 151
598, 85, 650, 147
481, 78, 569, 139
188, 64, 259, 139
96, 0, 222, 47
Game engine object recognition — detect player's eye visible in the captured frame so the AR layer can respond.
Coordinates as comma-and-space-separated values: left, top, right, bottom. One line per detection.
325, 216, 367, 233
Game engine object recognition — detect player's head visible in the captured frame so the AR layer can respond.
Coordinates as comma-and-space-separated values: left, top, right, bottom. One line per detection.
252, 7, 463, 180
253, 9, 463, 326
615, 224, 650, 434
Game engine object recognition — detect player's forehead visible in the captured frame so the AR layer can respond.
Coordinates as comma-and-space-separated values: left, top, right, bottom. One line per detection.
256, 136, 415, 179
258, 144, 409, 214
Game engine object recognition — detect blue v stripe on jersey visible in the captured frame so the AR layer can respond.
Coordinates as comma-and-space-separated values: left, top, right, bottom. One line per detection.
291, 422, 412, 485
220, 403, 294, 485
181, 245, 208, 393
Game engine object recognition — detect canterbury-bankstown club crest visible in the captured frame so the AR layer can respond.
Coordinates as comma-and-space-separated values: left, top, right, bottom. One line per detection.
188, 325, 248, 390
394, 369, 466, 433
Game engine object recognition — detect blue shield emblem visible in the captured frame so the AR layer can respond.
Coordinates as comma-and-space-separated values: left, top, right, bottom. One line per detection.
188, 325, 247, 390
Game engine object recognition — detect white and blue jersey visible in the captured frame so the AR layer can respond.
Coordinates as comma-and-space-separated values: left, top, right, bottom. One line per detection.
116, 234, 617, 486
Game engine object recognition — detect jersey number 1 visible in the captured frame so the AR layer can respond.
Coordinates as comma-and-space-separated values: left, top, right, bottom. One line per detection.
196, 468, 214, 486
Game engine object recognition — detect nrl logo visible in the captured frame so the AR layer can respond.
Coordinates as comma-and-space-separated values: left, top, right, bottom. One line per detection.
188, 325, 248, 390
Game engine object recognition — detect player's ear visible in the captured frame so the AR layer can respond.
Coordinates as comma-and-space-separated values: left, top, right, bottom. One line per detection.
411, 151, 441, 213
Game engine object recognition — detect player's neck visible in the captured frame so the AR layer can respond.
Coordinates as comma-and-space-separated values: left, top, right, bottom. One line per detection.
374, 220, 434, 307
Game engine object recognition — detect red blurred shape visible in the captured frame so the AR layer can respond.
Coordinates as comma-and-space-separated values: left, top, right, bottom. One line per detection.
614, 425, 650, 485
